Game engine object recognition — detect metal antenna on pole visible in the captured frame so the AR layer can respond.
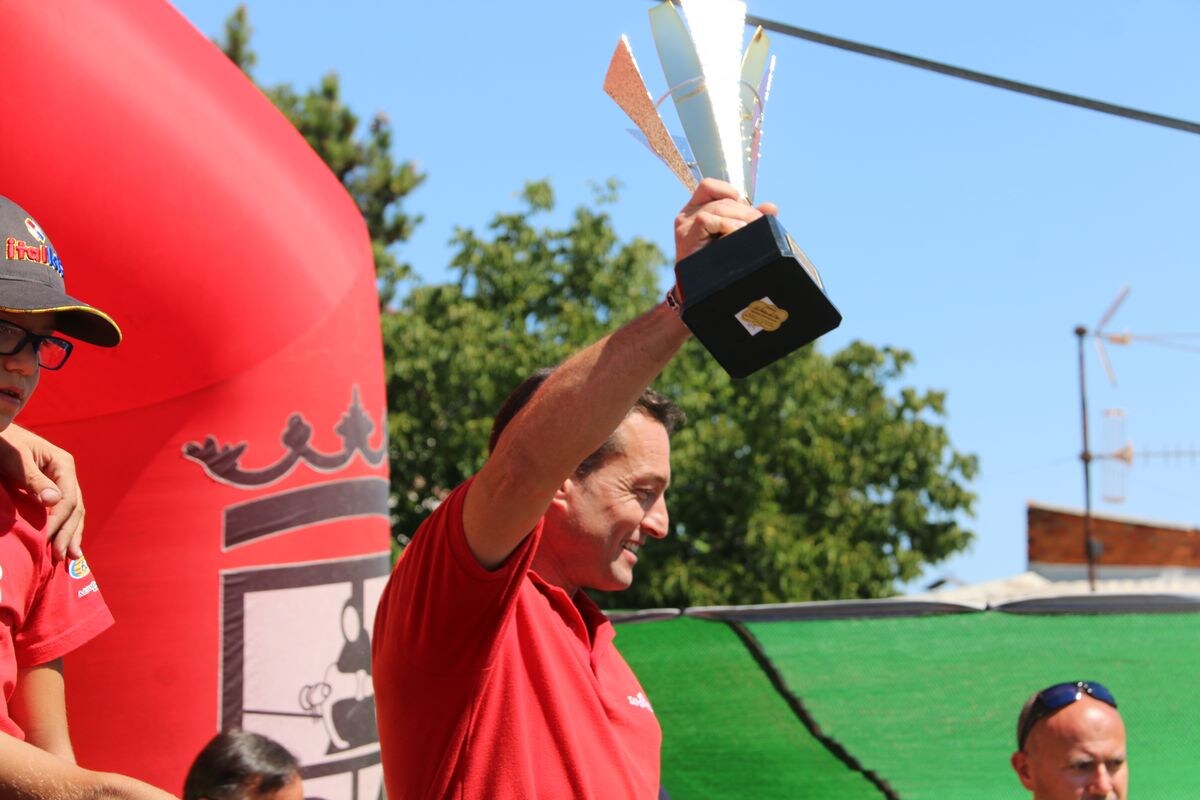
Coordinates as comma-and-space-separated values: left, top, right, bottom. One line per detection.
1074, 287, 1200, 591
1100, 409, 1133, 504
1093, 285, 1130, 386
1098, 416, 1200, 503
1075, 285, 1129, 592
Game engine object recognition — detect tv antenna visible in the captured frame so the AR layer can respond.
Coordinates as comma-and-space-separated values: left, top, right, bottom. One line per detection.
1076, 286, 1200, 591
1074, 286, 1129, 591
1099, 409, 1133, 504
1100, 411, 1200, 505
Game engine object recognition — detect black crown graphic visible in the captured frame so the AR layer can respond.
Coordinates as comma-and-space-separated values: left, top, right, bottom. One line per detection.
183, 388, 386, 488
182, 388, 390, 548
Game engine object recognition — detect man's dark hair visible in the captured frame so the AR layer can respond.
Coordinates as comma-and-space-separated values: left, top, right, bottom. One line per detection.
488, 367, 685, 478
183, 729, 300, 800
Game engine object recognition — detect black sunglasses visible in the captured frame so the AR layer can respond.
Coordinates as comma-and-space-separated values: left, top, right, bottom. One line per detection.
0, 318, 74, 370
1017, 680, 1118, 751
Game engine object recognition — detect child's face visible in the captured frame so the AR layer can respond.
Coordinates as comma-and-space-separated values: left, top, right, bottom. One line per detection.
0, 310, 50, 431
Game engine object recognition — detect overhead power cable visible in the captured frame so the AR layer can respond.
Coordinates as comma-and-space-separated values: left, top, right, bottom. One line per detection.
648, 1, 1198, 136
742, 13, 1200, 136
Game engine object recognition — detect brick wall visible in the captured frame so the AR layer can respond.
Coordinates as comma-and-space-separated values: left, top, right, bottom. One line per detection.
1028, 504, 1200, 567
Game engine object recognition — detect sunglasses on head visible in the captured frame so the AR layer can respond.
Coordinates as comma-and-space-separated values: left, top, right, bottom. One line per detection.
1017, 680, 1118, 751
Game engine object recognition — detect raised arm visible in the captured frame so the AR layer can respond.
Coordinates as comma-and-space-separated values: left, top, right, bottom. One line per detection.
462, 179, 775, 569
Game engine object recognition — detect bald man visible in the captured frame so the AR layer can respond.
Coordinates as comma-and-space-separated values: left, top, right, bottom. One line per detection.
1011, 681, 1128, 800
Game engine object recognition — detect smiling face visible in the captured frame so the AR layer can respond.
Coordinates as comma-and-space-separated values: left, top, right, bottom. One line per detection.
1011, 696, 1128, 800
535, 412, 672, 596
0, 310, 48, 431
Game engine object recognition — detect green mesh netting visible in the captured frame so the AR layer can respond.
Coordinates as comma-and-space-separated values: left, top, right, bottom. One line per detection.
617, 616, 880, 799
616, 611, 1200, 799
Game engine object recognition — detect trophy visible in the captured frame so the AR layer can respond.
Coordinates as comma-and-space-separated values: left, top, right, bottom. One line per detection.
605, 0, 841, 378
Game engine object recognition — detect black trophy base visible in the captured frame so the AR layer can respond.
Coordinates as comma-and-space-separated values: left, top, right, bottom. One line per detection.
675, 214, 842, 379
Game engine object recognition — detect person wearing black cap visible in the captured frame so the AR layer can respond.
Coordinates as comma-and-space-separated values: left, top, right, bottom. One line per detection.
0, 194, 176, 799
1011, 681, 1128, 800
0, 193, 107, 563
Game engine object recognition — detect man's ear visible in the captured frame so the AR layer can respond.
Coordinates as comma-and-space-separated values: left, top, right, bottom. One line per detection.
1011, 750, 1035, 790
548, 477, 575, 512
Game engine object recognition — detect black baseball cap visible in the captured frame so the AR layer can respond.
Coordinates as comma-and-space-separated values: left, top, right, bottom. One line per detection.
0, 195, 121, 347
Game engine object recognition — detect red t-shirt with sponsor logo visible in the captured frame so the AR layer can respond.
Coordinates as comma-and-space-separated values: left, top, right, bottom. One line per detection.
373, 479, 662, 800
0, 483, 114, 739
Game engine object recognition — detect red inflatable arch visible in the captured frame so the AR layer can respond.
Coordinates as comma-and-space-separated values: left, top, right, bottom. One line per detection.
1, 2, 390, 795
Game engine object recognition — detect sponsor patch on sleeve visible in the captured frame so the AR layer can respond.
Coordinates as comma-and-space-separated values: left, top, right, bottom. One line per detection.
68, 556, 92, 580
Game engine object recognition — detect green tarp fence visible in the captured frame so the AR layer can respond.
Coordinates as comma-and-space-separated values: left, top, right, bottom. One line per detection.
613, 594, 1200, 799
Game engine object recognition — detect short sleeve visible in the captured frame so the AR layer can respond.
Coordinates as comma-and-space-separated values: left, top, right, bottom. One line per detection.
373, 478, 540, 675
15, 554, 114, 668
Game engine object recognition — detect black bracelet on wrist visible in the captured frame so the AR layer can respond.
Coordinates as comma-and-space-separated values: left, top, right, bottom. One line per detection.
664, 286, 682, 313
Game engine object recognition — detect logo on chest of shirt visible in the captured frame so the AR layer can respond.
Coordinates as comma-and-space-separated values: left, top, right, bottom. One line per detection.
627, 691, 654, 713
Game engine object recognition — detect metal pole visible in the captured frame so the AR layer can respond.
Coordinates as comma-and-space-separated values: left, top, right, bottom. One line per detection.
1076, 325, 1097, 591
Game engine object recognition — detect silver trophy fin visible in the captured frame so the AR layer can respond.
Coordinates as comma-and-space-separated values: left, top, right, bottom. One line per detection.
678, 0, 748, 196
739, 28, 771, 203
604, 35, 699, 193
746, 55, 775, 204
649, 1, 734, 192
626, 130, 704, 186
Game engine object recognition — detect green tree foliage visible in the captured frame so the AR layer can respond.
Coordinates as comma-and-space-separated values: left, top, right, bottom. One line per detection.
215, 5, 422, 307
215, 8, 977, 603
648, 342, 978, 605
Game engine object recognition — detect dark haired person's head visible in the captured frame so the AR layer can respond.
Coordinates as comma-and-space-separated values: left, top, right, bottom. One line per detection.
184, 730, 302, 800
491, 368, 686, 596
489, 367, 685, 478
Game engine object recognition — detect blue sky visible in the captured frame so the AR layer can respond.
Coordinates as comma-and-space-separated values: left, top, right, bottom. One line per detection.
172, 0, 1199, 588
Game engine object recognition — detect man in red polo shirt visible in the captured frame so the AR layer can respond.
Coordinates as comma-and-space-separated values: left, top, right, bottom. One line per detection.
373, 179, 777, 799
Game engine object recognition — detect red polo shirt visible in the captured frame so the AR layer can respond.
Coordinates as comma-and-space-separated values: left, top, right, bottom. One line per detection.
373, 479, 662, 800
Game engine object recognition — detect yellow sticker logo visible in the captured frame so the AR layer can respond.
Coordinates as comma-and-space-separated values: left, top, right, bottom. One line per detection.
68, 556, 91, 580
740, 300, 789, 332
